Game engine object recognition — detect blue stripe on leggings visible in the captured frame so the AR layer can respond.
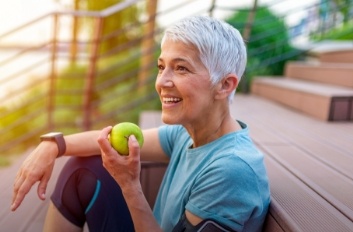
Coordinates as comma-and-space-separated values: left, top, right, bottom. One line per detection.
85, 180, 101, 214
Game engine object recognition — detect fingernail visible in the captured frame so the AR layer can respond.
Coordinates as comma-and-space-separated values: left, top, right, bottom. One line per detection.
129, 135, 136, 141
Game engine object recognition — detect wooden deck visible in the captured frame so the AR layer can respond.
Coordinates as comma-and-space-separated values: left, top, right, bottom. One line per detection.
1, 94, 352, 231
231, 95, 353, 231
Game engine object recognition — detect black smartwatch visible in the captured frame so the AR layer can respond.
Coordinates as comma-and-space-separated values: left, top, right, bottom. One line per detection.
40, 132, 66, 158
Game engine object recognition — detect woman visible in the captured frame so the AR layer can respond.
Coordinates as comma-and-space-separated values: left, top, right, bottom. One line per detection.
12, 15, 270, 232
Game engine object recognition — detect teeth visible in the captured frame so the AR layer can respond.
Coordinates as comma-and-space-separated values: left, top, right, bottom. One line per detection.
163, 97, 181, 103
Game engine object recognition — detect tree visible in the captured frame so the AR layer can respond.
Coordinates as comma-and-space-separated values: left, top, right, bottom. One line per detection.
226, 6, 301, 92
332, 0, 353, 24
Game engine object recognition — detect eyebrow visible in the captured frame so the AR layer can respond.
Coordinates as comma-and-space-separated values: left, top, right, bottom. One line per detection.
158, 57, 192, 64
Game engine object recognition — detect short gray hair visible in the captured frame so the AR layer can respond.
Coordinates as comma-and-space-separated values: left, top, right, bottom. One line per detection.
161, 15, 247, 103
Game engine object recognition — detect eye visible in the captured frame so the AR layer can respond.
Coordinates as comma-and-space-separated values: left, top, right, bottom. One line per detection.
157, 64, 164, 73
176, 65, 189, 72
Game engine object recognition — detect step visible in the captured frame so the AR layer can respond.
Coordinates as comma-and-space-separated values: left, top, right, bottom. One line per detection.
317, 49, 353, 64
300, 41, 353, 64
285, 62, 353, 88
251, 77, 353, 121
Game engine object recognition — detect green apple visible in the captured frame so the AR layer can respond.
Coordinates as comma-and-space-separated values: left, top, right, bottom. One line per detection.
109, 122, 144, 156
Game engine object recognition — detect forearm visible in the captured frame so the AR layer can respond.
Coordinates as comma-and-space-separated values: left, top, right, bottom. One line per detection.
98, 127, 162, 231
63, 130, 101, 157
11, 130, 102, 211
121, 185, 162, 232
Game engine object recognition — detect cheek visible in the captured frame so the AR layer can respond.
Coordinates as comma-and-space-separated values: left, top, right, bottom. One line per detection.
183, 87, 210, 108
155, 79, 160, 94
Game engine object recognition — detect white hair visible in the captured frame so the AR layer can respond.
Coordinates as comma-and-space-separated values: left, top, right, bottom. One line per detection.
161, 15, 247, 103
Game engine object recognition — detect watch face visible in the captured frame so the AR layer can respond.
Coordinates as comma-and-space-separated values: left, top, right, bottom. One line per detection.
41, 132, 62, 138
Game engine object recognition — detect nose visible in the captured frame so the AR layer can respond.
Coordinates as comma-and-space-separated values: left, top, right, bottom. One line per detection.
156, 69, 174, 88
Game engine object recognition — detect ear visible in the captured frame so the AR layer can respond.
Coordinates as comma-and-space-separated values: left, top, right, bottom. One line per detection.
214, 74, 238, 100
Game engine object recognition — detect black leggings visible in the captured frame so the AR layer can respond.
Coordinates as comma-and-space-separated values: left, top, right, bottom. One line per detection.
51, 155, 135, 232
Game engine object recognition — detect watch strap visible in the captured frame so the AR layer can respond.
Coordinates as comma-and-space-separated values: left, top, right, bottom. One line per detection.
55, 135, 66, 158
40, 133, 66, 158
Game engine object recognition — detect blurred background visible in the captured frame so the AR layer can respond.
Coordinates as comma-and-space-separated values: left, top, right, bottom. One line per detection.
0, 0, 352, 165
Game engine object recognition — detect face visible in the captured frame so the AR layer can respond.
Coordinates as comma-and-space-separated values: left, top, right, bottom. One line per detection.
155, 39, 216, 127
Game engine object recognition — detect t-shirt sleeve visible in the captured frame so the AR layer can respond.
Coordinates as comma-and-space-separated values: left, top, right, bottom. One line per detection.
185, 156, 263, 230
158, 125, 185, 158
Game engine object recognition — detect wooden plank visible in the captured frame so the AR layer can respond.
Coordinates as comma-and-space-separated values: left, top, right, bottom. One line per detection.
251, 77, 353, 121
285, 62, 353, 88
264, 144, 353, 221
140, 162, 168, 208
263, 212, 285, 232
265, 155, 353, 232
239, 107, 353, 179
253, 77, 353, 97
232, 95, 353, 158
318, 49, 353, 63
232, 94, 353, 231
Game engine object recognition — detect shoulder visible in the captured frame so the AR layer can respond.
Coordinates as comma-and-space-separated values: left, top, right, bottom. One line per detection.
204, 154, 259, 184
158, 125, 190, 157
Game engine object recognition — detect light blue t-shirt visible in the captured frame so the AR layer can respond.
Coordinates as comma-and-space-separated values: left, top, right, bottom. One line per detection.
153, 121, 270, 232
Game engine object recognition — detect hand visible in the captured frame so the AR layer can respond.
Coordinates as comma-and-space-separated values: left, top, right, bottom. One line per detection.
11, 142, 57, 211
97, 126, 141, 190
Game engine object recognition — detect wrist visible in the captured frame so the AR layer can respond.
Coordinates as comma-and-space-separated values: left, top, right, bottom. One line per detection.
121, 182, 143, 196
40, 132, 66, 158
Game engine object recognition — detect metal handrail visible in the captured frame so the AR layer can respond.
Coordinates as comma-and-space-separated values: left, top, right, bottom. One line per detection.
0, 0, 351, 158
0, 0, 178, 155
0, 0, 141, 40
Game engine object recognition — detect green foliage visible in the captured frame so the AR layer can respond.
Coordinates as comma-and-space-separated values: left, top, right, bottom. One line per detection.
311, 20, 353, 40
226, 7, 302, 92
92, 49, 161, 127
54, 64, 86, 129
0, 82, 48, 156
54, 47, 160, 130
332, 0, 353, 23
80, 0, 141, 54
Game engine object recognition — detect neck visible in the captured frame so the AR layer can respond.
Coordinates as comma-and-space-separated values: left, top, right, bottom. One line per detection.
185, 108, 241, 148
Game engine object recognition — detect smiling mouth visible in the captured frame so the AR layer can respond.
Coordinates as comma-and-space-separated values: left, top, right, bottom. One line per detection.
163, 97, 182, 104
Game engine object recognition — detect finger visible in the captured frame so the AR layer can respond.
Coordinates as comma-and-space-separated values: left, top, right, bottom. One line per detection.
97, 126, 117, 156
128, 135, 140, 159
37, 172, 52, 200
11, 179, 35, 211
97, 126, 112, 146
101, 126, 112, 139
11, 172, 25, 211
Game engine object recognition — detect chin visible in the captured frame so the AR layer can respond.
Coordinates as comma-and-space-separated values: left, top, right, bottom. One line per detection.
161, 112, 178, 125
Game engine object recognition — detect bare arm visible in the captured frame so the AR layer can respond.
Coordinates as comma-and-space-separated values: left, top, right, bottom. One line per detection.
11, 130, 102, 211
63, 130, 102, 156
11, 126, 168, 211
140, 128, 169, 163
